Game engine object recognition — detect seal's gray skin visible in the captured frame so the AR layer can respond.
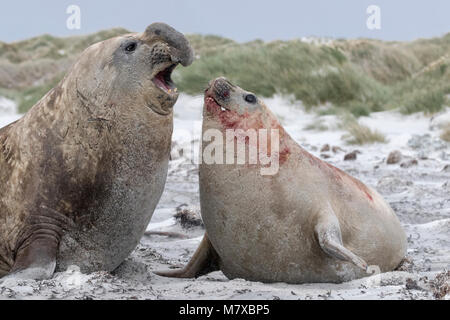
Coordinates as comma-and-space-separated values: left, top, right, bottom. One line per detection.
156, 78, 407, 284
0, 23, 193, 281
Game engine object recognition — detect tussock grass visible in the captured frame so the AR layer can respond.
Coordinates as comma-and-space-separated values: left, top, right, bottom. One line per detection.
176, 40, 380, 108
1, 30, 450, 115
340, 115, 387, 145
400, 88, 447, 115
335, 39, 421, 84
384, 57, 450, 114
177, 34, 449, 117
304, 119, 329, 131
0, 28, 130, 64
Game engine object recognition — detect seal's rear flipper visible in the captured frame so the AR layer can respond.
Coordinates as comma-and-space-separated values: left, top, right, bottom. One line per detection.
154, 234, 220, 278
315, 209, 368, 271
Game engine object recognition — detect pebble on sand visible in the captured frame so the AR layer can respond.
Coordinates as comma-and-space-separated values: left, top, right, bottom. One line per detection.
387, 150, 403, 164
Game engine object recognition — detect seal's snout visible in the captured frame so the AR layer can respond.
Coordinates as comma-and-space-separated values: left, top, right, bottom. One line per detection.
143, 23, 194, 102
145, 22, 194, 67
211, 77, 234, 101
204, 77, 235, 113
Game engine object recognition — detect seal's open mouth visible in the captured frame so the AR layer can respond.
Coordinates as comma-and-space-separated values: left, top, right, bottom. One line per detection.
205, 95, 229, 112
153, 64, 178, 95
205, 81, 230, 112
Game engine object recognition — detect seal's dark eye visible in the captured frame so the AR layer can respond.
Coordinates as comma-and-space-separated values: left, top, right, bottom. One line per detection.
245, 94, 257, 104
125, 42, 137, 53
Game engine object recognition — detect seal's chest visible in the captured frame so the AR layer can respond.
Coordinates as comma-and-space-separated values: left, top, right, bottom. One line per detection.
57, 151, 170, 273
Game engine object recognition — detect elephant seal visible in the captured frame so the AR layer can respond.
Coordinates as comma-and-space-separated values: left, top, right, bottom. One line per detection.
156, 77, 407, 284
0, 23, 193, 281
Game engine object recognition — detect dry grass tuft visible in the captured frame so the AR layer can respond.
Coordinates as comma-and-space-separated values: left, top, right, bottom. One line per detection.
431, 270, 449, 299
341, 116, 387, 145
441, 128, 450, 142
304, 119, 329, 131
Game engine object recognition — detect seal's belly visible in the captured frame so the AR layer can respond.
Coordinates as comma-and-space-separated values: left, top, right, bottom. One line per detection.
205, 203, 366, 284
200, 166, 401, 283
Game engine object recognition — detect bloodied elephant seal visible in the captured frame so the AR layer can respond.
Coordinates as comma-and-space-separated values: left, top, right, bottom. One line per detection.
156, 78, 407, 284
0, 23, 193, 281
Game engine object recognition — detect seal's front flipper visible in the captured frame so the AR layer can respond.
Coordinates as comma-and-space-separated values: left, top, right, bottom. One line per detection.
154, 234, 220, 278
315, 208, 368, 271
3, 205, 67, 282
5, 235, 59, 281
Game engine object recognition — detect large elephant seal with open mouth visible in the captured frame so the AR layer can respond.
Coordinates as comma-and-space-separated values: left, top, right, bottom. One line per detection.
0, 23, 193, 281
156, 77, 407, 284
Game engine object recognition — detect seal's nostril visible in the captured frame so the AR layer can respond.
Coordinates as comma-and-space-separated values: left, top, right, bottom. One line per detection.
213, 80, 232, 100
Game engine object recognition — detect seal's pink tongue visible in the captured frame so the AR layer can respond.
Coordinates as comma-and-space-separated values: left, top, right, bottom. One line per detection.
153, 73, 171, 91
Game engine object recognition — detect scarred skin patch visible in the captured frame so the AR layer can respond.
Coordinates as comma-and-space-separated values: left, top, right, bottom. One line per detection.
205, 97, 258, 130
204, 95, 291, 166
300, 150, 373, 201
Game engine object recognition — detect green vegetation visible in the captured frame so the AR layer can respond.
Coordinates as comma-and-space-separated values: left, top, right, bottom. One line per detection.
174, 40, 388, 111
0, 28, 129, 64
400, 88, 447, 115
0, 29, 449, 116
177, 34, 449, 117
385, 59, 450, 115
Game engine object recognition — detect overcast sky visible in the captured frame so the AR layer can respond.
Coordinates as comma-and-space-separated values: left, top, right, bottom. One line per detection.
1, 0, 449, 43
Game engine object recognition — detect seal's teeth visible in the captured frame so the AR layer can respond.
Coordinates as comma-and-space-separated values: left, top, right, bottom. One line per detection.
220, 106, 226, 112
174, 88, 178, 93
168, 89, 172, 94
